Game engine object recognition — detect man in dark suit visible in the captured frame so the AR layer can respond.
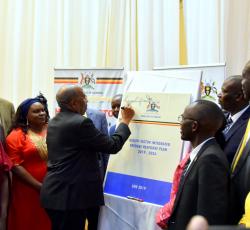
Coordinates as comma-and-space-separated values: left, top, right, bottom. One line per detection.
218, 75, 250, 164
40, 85, 134, 230
167, 100, 229, 230
86, 108, 109, 180
230, 60, 250, 224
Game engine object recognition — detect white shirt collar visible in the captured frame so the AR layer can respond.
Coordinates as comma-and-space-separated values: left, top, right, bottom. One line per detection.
189, 137, 215, 162
230, 105, 250, 124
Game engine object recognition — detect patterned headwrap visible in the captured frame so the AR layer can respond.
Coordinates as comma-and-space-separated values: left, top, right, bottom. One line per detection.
20, 98, 41, 118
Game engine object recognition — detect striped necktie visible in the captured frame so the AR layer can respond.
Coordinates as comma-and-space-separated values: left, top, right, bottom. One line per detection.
223, 117, 233, 134
232, 119, 250, 172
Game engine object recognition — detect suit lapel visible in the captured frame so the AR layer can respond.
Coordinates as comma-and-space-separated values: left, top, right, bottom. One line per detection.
232, 139, 250, 177
225, 118, 246, 141
225, 107, 250, 141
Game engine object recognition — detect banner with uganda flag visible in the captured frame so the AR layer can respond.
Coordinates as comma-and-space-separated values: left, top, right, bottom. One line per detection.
54, 68, 125, 128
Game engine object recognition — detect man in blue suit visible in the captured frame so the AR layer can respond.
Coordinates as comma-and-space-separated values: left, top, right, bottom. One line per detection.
230, 61, 250, 224
86, 108, 109, 180
109, 94, 122, 136
218, 75, 250, 164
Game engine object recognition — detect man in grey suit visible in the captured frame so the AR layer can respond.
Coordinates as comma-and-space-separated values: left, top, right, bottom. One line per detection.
167, 100, 229, 230
40, 85, 134, 230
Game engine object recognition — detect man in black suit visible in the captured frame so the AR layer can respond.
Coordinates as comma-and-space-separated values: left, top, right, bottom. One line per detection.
230, 60, 250, 224
167, 100, 229, 230
40, 85, 134, 230
218, 75, 250, 164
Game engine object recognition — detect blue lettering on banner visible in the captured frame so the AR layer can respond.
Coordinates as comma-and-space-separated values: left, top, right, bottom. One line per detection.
104, 172, 172, 205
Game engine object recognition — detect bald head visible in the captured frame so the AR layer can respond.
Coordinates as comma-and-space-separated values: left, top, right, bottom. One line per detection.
56, 85, 87, 114
56, 85, 80, 108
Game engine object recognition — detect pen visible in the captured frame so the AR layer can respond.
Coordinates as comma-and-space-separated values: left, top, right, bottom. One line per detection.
126, 196, 144, 202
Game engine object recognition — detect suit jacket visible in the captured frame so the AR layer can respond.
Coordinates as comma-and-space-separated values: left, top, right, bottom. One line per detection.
86, 108, 108, 135
223, 106, 250, 164
86, 108, 109, 179
0, 98, 15, 137
230, 135, 250, 224
109, 124, 116, 136
40, 109, 131, 210
168, 139, 229, 230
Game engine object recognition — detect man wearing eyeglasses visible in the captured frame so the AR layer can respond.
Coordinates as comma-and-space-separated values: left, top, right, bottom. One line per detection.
165, 100, 229, 230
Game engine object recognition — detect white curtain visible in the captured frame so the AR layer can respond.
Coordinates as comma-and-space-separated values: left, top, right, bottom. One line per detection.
1, 0, 250, 111
183, 0, 250, 77
183, 0, 225, 65
224, 0, 250, 76
0, 0, 179, 112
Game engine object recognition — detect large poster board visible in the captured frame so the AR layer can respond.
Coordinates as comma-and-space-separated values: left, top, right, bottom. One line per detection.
54, 68, 125, 127
154, 63, 226, 103
104, 92, 191, 205
124, 70, 202, 102
99, 70, 202, 230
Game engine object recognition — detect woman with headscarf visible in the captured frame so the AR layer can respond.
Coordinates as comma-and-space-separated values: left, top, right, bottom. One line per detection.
6, 95, 51, 230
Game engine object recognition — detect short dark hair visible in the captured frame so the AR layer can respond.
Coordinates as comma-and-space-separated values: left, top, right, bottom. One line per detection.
192, 100, 225, 133
226, 75, 242, 82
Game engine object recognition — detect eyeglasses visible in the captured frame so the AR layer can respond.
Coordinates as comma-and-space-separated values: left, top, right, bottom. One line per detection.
178, 115, 197, 123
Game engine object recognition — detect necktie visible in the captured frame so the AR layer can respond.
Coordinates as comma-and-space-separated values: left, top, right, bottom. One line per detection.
223, 117, 233, 134
179, 157, 191, 185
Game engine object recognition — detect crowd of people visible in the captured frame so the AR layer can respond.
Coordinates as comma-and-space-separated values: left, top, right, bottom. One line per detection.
156, 60, 250, 229
0, 60, 250, 230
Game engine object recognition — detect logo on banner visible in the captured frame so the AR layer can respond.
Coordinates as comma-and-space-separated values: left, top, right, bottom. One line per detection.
80, 72, 95, 90
201, 80, 218, 101
146, 95, 160, 113
123, 94, 161, 119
